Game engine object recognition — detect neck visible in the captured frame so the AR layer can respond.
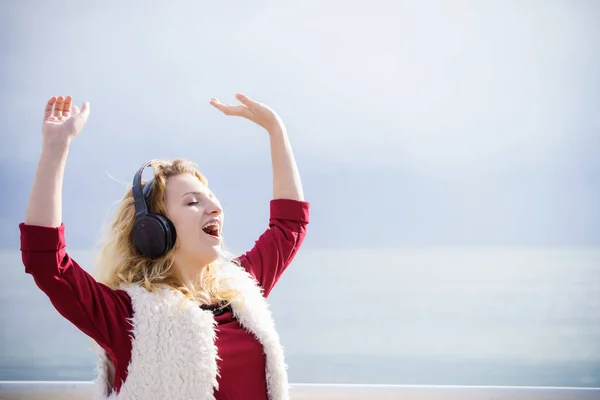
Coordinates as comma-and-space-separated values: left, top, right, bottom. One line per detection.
172, 253, 218, 303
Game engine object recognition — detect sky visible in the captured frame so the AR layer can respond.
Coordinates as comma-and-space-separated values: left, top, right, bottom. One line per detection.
1, 0, 599, 250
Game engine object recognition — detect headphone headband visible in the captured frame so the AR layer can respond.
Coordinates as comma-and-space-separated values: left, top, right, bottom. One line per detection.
132, 160, 154, 217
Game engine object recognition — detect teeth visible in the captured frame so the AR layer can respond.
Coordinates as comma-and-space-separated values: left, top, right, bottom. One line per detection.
202, 221, 220, 230
202, 221, 220, 235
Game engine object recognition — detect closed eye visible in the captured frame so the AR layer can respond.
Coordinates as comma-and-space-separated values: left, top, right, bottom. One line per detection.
187, 201, 199, 206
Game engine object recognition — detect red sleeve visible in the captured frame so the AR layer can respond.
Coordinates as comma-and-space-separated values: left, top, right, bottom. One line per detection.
237, 199, 309, 297
19, 223, 133, 359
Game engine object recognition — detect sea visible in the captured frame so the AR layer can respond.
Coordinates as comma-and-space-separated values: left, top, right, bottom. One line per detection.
1, 247, 599, 387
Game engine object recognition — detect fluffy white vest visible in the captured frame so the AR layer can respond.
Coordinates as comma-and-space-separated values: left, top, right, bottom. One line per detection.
93, 261, 289, 400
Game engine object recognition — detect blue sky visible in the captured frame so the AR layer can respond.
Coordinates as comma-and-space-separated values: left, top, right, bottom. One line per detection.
1, 0, 598, 250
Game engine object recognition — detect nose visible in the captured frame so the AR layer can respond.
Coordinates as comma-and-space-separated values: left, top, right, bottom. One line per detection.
206, 198, 222, 216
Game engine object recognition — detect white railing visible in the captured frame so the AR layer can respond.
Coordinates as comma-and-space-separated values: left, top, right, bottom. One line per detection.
0, 381, 599, 399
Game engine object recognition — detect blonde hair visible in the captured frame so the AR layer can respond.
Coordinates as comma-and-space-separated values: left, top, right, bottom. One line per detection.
92, 158, 240, 305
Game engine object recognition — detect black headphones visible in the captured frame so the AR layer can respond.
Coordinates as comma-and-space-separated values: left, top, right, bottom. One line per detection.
131, 160, 177, 259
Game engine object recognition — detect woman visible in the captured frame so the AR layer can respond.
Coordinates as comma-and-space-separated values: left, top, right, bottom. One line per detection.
19, 93, 309, 400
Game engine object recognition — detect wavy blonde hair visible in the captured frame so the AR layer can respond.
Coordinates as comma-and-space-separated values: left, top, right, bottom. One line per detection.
92, 158, 240, 305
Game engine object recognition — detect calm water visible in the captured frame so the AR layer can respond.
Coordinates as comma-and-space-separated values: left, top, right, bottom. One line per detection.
1, 247, 599, 387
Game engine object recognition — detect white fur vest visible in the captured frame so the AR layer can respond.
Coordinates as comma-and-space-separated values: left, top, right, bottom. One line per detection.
93, 261, 289, 400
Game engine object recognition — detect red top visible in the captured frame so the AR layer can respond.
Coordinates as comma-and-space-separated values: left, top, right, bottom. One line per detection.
19, 198, 309, 400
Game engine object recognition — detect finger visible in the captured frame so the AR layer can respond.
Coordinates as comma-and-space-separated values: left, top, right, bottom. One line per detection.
209, 99, 232, 114
78, 101, 90, 121
71, 105, 80, 115
235, 93, 260, 109
63, 96, 73, 118
210, 98, 227, 111
44, 97, 57, 119
53, 96, 65, 117
224, 105, 252, 118
210, 98, 251, 118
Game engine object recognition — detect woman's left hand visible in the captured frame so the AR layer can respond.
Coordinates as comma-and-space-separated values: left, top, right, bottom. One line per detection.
210, 93, 284, 133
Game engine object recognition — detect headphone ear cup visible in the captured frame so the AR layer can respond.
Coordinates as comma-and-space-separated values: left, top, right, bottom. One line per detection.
132, 214, 177, 259
155, 214, 177, 251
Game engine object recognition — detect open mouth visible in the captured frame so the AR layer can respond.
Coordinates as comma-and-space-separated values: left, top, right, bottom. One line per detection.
202, 221, 221, 238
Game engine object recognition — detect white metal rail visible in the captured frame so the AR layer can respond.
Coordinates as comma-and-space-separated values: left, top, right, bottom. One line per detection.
0, 381, 599, 400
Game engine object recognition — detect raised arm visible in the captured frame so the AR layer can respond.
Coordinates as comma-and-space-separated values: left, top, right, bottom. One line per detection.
210, 93, 304, 201
210, 94, 309, 296
266, 116, 304, 201
25, 95, 89, 227
20, 96, 132, 355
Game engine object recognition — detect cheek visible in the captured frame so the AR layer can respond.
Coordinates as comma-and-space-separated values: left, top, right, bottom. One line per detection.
170, 210, 202, 239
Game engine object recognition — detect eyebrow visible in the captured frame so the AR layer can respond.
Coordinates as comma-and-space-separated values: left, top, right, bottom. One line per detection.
181, 191, 213, 198
182, 191, 204, 198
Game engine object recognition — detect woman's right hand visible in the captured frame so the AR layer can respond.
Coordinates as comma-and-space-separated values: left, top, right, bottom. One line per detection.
43, 95, 90, 147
